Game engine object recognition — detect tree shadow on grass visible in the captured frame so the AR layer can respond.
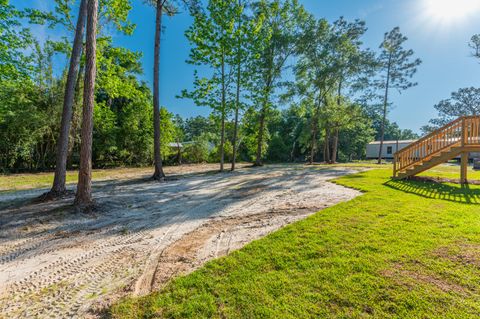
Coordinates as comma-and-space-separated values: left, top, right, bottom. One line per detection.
384, 179, 480, 204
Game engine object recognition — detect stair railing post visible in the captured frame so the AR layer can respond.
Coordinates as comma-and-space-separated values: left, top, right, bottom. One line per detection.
462, 117, 466, 147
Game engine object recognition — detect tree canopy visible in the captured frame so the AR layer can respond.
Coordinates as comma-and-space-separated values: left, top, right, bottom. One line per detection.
0, 0, 423, 175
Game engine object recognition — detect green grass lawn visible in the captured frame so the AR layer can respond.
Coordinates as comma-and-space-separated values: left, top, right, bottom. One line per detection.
419, 163, 480, 180
109, 168, 480, 319
0, 167, 155, 192
317, 162, 480, 181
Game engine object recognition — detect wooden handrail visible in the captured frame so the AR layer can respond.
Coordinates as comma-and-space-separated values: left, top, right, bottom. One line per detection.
393, 116, 480, 177
395, 117, 463, 155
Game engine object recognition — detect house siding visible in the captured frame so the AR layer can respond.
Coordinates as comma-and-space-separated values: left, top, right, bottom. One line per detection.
366, 141, 414, 159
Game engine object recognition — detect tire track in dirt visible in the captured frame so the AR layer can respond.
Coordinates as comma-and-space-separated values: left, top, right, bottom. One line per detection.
1, 236, 149, 318
0, 200, 199, 318
1, 230, 147, 292
13, 247, 139, 319
139, 207, 327, 294
0, 235, 55, 264
131, 186, 245, 297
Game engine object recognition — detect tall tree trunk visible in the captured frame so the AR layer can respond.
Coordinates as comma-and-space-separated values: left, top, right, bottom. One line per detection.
310, 97, 322, 164
220, 50, 226, 172
331, 128, 339, 163
231, 70, 240, 171
290, 140, 296, 162
68, 49, 85, 167
330, 80, 342, 164
378, 53, 392, 164
255, 104, 267, 166
254, 81, 273, 167
48, 0, 87, 198
324, 126, 330, 163
74, 0, 98, 210
310, 127, 317, 164
153, 0, 166, 180
176, 140, 182, 165
231, 0, 242, 172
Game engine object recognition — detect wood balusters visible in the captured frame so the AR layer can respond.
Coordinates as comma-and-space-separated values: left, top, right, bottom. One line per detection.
393, 116, 480, 177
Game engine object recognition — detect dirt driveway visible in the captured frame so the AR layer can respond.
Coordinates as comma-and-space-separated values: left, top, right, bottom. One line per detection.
0, 164, 362, 318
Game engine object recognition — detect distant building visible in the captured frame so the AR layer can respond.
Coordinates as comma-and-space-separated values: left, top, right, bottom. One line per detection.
167, 141, 216, 152
367, 139, 480, 160
167, 142, 184, 149
366, 140, 417, 159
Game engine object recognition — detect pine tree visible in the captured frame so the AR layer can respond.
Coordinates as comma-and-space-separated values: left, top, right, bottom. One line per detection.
376, 27, 421, 164
74, 0, 99, 210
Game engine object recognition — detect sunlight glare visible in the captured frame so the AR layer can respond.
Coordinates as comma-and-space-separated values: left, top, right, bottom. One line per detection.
422, 0, 480, 25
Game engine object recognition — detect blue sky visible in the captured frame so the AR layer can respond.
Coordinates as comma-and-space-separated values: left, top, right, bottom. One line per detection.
15, 0, 480, 133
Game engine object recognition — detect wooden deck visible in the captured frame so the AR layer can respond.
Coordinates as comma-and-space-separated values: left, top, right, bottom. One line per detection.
393, 116, 480, 184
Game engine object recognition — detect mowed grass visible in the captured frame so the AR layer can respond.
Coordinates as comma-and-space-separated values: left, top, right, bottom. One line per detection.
110, 167, 480, 319
0, 167, 154, 192
419, 163, 480, 180
312, 161, 480, 181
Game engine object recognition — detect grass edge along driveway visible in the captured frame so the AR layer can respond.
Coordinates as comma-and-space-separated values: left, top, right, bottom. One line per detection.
110, 168, 480, 319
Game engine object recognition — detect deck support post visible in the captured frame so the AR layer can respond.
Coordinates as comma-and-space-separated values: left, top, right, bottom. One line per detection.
461, 152, 468, 184
393, 154, 397, 177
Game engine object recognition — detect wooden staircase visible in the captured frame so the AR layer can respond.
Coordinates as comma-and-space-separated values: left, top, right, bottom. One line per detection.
393, 116, 480, 183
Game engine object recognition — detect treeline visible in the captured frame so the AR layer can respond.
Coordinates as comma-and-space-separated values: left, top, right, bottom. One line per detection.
179, 0, 421, 168
0, 0, 422, 208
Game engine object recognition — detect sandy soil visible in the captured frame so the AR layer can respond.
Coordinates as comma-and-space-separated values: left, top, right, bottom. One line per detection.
0, 164, 362, 319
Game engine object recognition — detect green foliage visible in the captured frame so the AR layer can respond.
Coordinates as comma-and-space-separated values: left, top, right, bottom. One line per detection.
376, 27, 422, 93
0, 0, 34, 81
422, 87, 480, 133
252, 0, 309, 98
248, 0, 309, 159
286, 15, 376, 162
183, 134, 211, 163
26, 0, 136, 34
265, 106, 304, 162
99, 0, 136, 35
0, 31, 175, 171
0, 0, 421, 172
371, 27, 421, 157
0, 80, 52, 170
181, 0, 243, 115
0, 38, 65, 171
240, 106, 269, 161
210, 139, 233, 162
337, 112, 375, 161
183, 115, 216, 141
89, 41, 173, 168
259, 99, 375, 163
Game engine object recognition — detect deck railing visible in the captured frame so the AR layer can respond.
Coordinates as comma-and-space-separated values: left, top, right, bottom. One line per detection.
393, 116, 480, 177
464, 116, 480, 145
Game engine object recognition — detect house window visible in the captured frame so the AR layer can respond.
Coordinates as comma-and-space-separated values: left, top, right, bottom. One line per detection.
387, 146, 393, 155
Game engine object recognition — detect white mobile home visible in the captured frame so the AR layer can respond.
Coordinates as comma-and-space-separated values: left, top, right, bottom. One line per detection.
366, 140, 417, 159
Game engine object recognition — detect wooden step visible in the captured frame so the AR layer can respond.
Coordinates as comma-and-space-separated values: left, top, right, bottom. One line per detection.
395, 147, 464, 179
